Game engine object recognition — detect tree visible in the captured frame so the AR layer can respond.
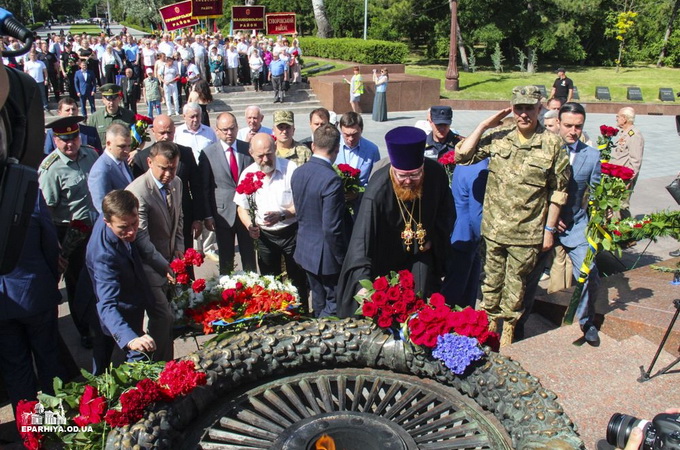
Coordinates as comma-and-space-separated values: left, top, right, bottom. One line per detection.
658, 0, 680, 66
312, 0, 333, 37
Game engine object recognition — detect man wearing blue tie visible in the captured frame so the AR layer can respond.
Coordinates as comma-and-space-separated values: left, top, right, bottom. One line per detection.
86, 190, 156, 364
88, 123, 134, 214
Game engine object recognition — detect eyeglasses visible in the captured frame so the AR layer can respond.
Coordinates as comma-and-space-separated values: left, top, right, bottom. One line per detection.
393, 168, 423, 181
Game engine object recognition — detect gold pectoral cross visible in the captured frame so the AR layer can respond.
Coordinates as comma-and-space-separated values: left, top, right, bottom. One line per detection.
415, 223, 427, 251
401, 221, 414, 251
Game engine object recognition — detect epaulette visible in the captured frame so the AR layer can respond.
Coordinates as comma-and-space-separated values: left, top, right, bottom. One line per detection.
39, 151, 60, 171
628, 129, 635, 136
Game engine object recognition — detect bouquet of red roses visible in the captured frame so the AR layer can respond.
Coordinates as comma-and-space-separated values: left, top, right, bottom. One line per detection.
438, 151, 456, 185
597, 125, 619, 162
334, 163, 365, 214
130, 114, 153, 151
61, 219, 92, 260
236, 171, 266, 228
355, 270, 426, 328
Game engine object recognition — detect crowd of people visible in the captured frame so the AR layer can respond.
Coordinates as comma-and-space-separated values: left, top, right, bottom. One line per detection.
1, 30, 304, 116
0, 48, 648, 426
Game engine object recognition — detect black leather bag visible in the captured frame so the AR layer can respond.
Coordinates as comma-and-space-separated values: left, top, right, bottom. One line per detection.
666, 177, 680, 204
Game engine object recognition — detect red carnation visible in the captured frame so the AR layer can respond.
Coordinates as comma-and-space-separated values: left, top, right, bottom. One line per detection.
74, 385, 107, 427
16, 400, 43, 450
372, 276, 389, 291
437, 151, 456, 166
104, 409, 131, 428
176, 272, 190, 285
170, 258, 187, 274
158, 360, 207, 398
184, 248, 204, 266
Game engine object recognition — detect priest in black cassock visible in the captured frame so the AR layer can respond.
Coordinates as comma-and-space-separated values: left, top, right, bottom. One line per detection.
336, 126, 455, 318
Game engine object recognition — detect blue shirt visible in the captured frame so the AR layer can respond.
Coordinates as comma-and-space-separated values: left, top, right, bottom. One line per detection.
450, 159, 488, 251
336, 137, 381, 187
123, 44, 138, 63
269, 59, 287, 77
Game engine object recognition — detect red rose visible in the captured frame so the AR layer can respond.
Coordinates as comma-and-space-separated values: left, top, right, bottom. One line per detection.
134, 114, 153, 124
16, 400, 43, 449
437, 151, 456, 166
192, 279, 206, 293
397, 270, 415, 289
371, 291, 387, 305
222, 288, 236, 301
601, 163, 635, 181
386, 286, 401, 301
377, 313, 393, 328
235, 282, 244, 290
362, 301, 379, 318
401, 289, 415, 303
184, 248, 204, 266
170, 258, 187, 274
176, 272, 190, 285
392, 300, 407, 314
372, 276, 389, 291
74, 385, 107, 426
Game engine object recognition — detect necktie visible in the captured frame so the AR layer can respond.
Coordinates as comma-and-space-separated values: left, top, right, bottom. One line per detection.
227, 147, 239, 183
119, 161, 132, 184
164, 185, 173, 213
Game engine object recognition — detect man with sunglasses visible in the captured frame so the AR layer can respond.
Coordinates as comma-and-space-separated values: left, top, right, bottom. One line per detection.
88, 83, 136, 145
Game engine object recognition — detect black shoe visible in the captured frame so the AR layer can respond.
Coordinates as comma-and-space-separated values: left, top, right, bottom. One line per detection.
273, 99, 280, 103
80, 335, 93, 349
582, 323, 600, 345
670, 249, 680, 257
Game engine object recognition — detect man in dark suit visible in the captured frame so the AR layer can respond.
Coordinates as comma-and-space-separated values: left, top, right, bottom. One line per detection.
120, 67, 141, 113
126, 141, 183, 361
0, 192, 65, 409
521, 102, 601, 344
291, 124, 347, 317
88, 123, 133, 214
44, 98, 103, 155
74, 60, 96, 117
131, 114, 203, 253
199, 112, 256, 274
86, 190, 156, 363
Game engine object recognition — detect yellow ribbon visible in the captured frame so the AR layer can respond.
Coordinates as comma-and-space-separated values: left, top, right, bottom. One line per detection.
578, 224, 612, 282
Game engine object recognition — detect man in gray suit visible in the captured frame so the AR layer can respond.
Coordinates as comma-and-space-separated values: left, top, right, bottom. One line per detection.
520, 102, 601, 344
126, 141, 183, 361
199, 112, 256, 274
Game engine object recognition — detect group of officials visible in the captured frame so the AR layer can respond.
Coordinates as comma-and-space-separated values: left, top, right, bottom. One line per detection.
0, 78, 645, 415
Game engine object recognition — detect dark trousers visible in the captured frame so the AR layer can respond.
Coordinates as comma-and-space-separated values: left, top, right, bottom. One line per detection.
238, 54, 250, 83
47, 71, 60, 101
79, 93, 96, 116
216, 219, 257, 274
307, 271, 339, 317
0, 309, 64, 409
272, 75, 284, 101
56, 225, 90, 338
124, 97, 137, 113
441, 244, 482, 309
258, 225, 308, 301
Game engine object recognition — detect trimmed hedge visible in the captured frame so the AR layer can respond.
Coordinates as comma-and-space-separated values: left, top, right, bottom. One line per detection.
29, 22, 44, 31
298, 37, 408, 64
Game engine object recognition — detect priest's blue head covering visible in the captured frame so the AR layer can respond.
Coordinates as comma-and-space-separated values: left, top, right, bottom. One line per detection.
385, 126, 426, 171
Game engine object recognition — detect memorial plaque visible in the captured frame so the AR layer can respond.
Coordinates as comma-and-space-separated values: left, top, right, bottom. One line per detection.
572, 86, 580, 100
627, 87, 643, 101
535, 85, 547, 98
659, 88, 675, 102
595, 86, 611, 101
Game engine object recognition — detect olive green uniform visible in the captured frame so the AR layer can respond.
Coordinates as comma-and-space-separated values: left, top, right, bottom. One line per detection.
88, 106, 136, 145
610, 126, 644, 219
456, 125, 571, 322
276, 141, 312, 166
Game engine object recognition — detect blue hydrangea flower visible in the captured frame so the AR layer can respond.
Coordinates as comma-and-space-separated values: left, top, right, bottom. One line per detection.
432, 333, 484, 375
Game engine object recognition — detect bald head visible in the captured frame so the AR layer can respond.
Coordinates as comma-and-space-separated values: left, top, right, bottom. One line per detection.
152, 114, 176, 142
249, 133, 277, 174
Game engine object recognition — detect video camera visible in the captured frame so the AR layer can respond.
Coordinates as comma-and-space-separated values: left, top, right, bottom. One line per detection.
607, 412, 680, 450
0, 9, 46, 274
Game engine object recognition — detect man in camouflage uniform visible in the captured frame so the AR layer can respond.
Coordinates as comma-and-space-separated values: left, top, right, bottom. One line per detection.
455, 86, 571, 346
39, 115, 99, 348
610, 106, 644, 220
273, 110, 312, 166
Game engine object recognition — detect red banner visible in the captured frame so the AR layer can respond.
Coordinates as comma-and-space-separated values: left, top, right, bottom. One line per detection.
232, 6, 265, 30
191, 0, 222, 19
266, 13, 296, 35
159, 1, 199, 31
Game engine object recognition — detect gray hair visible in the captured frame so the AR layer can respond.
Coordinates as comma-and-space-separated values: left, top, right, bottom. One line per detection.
106, 123, 131, 141
619, 107, 635, 124
245, 105, 263, 117
183, 102, 202, 115
544, 110, 559, 121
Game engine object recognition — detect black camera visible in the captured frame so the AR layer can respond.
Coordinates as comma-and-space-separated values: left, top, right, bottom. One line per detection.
607, 413, 680, 449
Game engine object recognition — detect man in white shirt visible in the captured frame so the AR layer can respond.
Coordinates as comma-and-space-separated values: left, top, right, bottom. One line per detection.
158, 34, 175, 58
24, 49, 49, 110
236, 105, 272, 143
234, 133, 307, 300
174, 102, 217, 163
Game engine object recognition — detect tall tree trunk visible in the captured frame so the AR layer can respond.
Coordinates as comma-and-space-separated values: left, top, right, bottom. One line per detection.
456, 18, 469, 72
312, 0, 333, 38
658, 0, 680, 67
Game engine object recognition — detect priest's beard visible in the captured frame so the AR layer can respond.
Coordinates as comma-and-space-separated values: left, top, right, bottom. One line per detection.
391, 175, 423, 202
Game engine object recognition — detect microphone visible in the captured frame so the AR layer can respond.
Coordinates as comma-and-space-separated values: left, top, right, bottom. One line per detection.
0, 8, 34, 57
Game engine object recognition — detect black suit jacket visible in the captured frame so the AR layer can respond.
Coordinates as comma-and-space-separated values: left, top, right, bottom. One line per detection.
132, 142, 203, 225
121, 76, 141, 103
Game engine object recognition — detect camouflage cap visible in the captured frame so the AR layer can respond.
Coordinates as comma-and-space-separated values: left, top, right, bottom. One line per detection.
274, 110, 294, 126
511, 85, 542, 105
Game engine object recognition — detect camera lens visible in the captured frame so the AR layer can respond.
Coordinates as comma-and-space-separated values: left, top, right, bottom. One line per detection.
607, 413, 648, 449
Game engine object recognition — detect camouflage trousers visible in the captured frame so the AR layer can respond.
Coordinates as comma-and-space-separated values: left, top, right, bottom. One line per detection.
480, 237, 541, 323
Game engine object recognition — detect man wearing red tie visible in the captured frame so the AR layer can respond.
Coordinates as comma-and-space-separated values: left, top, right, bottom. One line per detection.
199, 112, 256, 274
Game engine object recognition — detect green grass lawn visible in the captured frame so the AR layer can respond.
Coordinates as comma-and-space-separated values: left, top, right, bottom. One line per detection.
69, 25, 105, 35
406, 65, 680, 103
